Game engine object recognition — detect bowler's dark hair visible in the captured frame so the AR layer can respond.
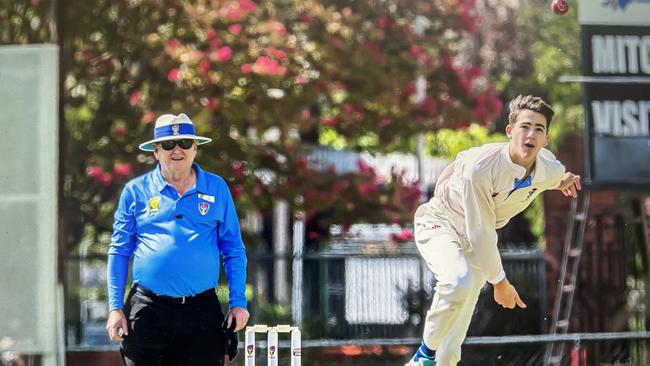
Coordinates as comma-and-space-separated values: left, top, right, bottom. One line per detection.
508, 95, 554, 129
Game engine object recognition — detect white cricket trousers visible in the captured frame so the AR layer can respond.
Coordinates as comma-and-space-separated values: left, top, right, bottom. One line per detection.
414, 199, 487, 366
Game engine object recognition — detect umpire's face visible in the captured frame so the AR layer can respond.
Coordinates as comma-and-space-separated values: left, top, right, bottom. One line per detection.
153, 138, 198, 176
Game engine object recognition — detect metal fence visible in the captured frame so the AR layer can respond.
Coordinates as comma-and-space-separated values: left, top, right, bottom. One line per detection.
244, 241, 547, 340
63, 239, 650, 366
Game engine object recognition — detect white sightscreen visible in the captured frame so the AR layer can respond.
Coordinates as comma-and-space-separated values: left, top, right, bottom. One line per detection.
0, 44, 60, 363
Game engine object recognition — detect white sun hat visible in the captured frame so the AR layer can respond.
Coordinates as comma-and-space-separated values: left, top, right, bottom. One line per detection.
138, 113, 212, 152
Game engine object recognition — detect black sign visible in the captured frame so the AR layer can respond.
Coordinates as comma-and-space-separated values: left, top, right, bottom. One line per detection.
581, 25, 650, 187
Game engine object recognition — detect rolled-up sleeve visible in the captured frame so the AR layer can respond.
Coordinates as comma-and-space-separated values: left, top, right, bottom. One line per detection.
107, 184, 137, 311
217, 182, 248, 309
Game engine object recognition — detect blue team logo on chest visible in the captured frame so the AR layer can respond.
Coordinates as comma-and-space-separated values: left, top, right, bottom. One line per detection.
198, 202, 210, 215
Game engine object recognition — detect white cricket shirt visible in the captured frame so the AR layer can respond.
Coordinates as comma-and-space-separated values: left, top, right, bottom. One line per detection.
429, 142, 565, 284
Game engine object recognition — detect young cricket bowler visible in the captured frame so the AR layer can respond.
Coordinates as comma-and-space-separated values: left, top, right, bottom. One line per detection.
405, 95, 581, 366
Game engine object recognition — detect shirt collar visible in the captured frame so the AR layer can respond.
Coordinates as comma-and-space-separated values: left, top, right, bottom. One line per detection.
151, 163, 207, 193
500, 143, 548, 184
193, 163, 208, 193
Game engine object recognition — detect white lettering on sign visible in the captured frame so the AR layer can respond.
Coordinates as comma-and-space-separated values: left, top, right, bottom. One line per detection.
592, 35, 650, 74
592, 100, 650, 136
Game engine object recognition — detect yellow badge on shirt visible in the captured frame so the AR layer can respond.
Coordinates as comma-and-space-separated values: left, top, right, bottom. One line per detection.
149, 196, 160, 215
198, 202, 210, 216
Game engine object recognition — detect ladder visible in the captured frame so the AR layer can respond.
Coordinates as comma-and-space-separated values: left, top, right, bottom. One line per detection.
544, 190, 591, 366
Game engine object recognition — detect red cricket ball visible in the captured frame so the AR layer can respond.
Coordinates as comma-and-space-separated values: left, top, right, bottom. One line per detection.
551, 0, 569, 15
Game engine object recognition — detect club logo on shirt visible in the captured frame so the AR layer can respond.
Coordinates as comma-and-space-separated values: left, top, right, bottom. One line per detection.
149, 197, 160, 215
198, 202, 210, 215
171, 123, 180, 135
522, 188, 538, 202
246, 344, 254, 356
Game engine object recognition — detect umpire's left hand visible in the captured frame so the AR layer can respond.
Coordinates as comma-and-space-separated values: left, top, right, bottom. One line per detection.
225, 306, 249, 332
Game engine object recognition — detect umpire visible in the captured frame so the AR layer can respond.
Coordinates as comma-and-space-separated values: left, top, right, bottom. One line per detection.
105, 113, 249, 365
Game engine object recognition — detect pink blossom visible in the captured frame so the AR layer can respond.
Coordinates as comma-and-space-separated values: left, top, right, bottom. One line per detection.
271, 21, 286, 36
252, 182, 263, 197
442, 56, 456, 71
167, 68, 179, 82
490, 95, 504, 116
202, 97, 218, 110
199, 60, 211, 74
378, 117, 392, 128
210, 38, 221, 50
113, 162, 133, 178
164, 38, 182, 54
294, 75, 306, 84
228, 24, 242, 35
423, 96, 437, 117
252, 56, 286, 76
206, 28, 217, 40
401, 82, 415, 98
87, 166, 103, 179
266, 47, 286, 61
215, 47, 232, 62
241, 64, 252, 74
359, 183, 380, 196
231, 185, 244, 199
321, 117, 337, 127
129, 90, 141, 106
231, 161, 245, 179
296, 157, 308, 170
391, 229, 414, 243
238, 0, 256, 11
409, 45, 423, 57
357, 160, 375, 175
375, 16, 395, 29
141, 111, 155, 124
222, 3, 243, 22
464, 66, 483, 80
301, 110, 311, 120
99, 172, 113, 187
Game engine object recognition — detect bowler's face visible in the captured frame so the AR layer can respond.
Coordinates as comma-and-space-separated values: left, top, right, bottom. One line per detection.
153, 140, 197, 175
506, 109, 549, 166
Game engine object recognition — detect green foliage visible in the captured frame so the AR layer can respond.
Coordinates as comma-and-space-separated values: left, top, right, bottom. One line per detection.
1, 0, 503, 252
425, 123, 506, 158
496, 0, 583, 150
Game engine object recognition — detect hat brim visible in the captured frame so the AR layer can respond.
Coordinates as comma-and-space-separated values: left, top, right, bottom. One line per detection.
139, 135, 212, 152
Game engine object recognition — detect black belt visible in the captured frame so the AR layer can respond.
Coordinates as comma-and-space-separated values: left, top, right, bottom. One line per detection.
133, 284, 215, 304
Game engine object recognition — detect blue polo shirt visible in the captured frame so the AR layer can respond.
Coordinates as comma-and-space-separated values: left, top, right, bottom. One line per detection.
107, 163, 247, 311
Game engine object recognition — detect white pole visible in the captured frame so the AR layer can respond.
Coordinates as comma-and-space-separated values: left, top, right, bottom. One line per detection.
267, 328, 279, 366
290, 328, 302, 366
291, 213, 305, 326
273, 200, 290, 306
245, 327, 255, 366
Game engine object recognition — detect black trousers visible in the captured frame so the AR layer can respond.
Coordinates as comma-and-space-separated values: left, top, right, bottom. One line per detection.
121, 285, 226, 366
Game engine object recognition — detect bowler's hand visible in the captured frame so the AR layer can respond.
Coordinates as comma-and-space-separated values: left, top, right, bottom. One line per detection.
493, 279, 527, 309
226, 306, 250, 332
106, 309, 128, 341
556, 172, 581, 198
